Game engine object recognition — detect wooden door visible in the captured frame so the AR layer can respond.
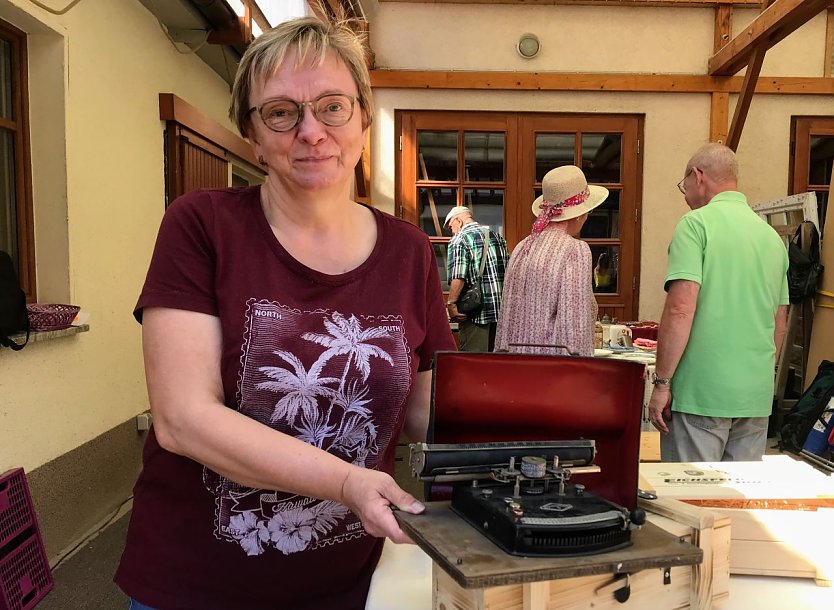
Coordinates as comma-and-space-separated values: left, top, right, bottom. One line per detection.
519, 115, 643, 321
397, 111, 643, 320
791, 116, 834, 234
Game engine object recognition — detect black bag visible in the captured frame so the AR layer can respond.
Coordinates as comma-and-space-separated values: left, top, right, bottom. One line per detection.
0, 250, 29, 350
456, 228, 489, 315
457, 285, 483, 315
787, 221, 823, 304
779, 360, 834, 454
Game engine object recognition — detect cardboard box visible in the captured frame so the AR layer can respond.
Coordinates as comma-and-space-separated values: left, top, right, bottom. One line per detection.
640, 456, 834, 586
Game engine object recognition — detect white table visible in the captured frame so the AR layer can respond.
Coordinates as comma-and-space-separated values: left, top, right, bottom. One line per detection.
366, 541, 834, 610
597, 350, 656, 431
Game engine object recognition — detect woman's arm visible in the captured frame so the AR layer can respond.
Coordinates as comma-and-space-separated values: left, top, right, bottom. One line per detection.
402, 370, 433, 443
143, 307, 423, 541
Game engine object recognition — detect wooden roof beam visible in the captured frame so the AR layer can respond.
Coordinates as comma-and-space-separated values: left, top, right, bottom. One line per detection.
369, 69, 834, 94
709, 0, 834, 75
726, 43, 767, 150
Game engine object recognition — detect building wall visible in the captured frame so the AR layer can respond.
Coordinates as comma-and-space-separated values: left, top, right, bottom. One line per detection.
0, 0, 237, 560
367, 3, 832, 320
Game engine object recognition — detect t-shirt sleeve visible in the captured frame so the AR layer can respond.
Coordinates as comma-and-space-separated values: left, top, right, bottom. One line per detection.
134, 191, 218, 323
664, 215, 704, 291
418, 238, 457, 371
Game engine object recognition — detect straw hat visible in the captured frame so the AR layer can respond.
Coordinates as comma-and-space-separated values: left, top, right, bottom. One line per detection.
531, 166, 609, 222
444, 206, 472, 227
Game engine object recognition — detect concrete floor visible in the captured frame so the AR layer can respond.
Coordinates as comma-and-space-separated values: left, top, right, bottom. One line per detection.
37, 513, 130, 610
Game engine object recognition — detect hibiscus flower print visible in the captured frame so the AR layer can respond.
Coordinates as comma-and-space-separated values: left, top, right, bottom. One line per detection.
227, 510, 269, 556
267, 507, 316, 555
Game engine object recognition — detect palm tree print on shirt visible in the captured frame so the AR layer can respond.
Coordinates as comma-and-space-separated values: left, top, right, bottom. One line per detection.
222, 308, 404, 556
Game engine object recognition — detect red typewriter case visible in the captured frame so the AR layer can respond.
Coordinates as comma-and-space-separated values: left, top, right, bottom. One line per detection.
426, 351, 646, 510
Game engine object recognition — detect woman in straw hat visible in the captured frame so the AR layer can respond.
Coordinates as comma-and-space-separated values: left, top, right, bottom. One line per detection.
495, 165, 608, 356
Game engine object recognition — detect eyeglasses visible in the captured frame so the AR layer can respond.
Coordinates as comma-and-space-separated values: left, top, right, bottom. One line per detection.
247, 93, 357, 133
677, 167, 695, 194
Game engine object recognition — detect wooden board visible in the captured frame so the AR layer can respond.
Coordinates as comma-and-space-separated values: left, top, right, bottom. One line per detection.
640, 430, 660, 462
395, 501, 702, 589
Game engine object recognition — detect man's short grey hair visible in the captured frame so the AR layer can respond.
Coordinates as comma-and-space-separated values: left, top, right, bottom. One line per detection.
229, 16, 374, 137
686, 143, 738, 183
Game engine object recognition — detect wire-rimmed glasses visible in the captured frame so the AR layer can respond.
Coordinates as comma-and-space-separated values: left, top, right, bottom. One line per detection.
677, 168, 695, 194
248, 93, 357, 132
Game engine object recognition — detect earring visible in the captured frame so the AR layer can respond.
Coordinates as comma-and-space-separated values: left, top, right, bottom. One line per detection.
258, 155, 267, 166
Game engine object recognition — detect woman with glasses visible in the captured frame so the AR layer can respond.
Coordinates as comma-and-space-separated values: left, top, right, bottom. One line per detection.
116, 15, 455, 610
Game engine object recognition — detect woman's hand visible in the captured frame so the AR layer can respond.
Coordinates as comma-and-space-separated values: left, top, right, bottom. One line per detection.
340, 467, 425, 544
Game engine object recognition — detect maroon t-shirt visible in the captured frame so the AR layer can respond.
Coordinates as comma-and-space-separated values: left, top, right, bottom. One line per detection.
115, 187, 455, 609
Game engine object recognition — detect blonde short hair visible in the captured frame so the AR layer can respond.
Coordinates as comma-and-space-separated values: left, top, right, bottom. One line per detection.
229, 16, 373, 136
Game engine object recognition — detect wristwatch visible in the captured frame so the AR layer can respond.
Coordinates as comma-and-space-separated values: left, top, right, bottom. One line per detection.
651, 372, 671, 387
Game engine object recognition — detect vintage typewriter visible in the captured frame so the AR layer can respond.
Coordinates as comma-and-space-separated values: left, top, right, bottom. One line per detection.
410, 440, 646, 557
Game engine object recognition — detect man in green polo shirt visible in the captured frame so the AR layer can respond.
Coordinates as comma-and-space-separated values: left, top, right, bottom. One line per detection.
647, 143, 789, 462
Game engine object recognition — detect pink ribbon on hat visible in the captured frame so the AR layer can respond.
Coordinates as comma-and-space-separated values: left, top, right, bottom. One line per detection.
531, 187, 591, 236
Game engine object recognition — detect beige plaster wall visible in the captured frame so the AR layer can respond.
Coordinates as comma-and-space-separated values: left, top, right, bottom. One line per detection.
372, 4, 714, 73
0, 0, 235, 471
369, 3, 833, 322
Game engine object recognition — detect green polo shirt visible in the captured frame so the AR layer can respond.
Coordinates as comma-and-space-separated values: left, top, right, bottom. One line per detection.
665, 191, 789, 418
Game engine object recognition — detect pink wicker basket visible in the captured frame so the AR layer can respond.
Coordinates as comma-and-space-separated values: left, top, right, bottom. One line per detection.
25, 304, 80, 332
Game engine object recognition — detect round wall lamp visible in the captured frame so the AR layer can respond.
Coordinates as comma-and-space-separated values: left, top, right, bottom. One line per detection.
517, 33, 540, 59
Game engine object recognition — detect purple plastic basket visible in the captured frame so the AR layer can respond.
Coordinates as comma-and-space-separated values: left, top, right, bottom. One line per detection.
25, 304, 79, 332
0, 470, 53, 610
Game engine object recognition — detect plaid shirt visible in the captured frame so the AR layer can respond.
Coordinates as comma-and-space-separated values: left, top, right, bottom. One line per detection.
447, 221, 509, 324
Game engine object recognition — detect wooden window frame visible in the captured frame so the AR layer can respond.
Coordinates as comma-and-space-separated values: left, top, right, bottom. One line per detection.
0, 19, 35, 299
790, 116, 834, 233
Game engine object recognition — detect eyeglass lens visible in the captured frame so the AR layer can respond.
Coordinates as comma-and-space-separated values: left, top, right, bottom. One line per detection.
259, 94, 355, 132
677, 169, 692, 194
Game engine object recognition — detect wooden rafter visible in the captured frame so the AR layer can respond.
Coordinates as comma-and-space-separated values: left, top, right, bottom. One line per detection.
251, 2, 271, 32
710, 4, 733, 143
307, 0, 363, 20
207, 0, 253, 47
726, 44, 767, 150
722, 0, 772, 151
709, 0, 834, 75
369, 69, 834, 94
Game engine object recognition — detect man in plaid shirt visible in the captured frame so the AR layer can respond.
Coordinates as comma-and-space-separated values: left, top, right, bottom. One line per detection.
445, 207, 509, 351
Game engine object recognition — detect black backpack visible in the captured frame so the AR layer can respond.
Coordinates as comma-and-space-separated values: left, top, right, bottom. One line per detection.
787, 221, 823, 304
0, 250, 29, 350
779, 360, 834, 454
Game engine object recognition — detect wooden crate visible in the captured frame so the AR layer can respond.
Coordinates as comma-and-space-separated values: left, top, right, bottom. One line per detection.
640, 497, 732, 608
400, 500, 727, 610
640, 457, 834, 587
